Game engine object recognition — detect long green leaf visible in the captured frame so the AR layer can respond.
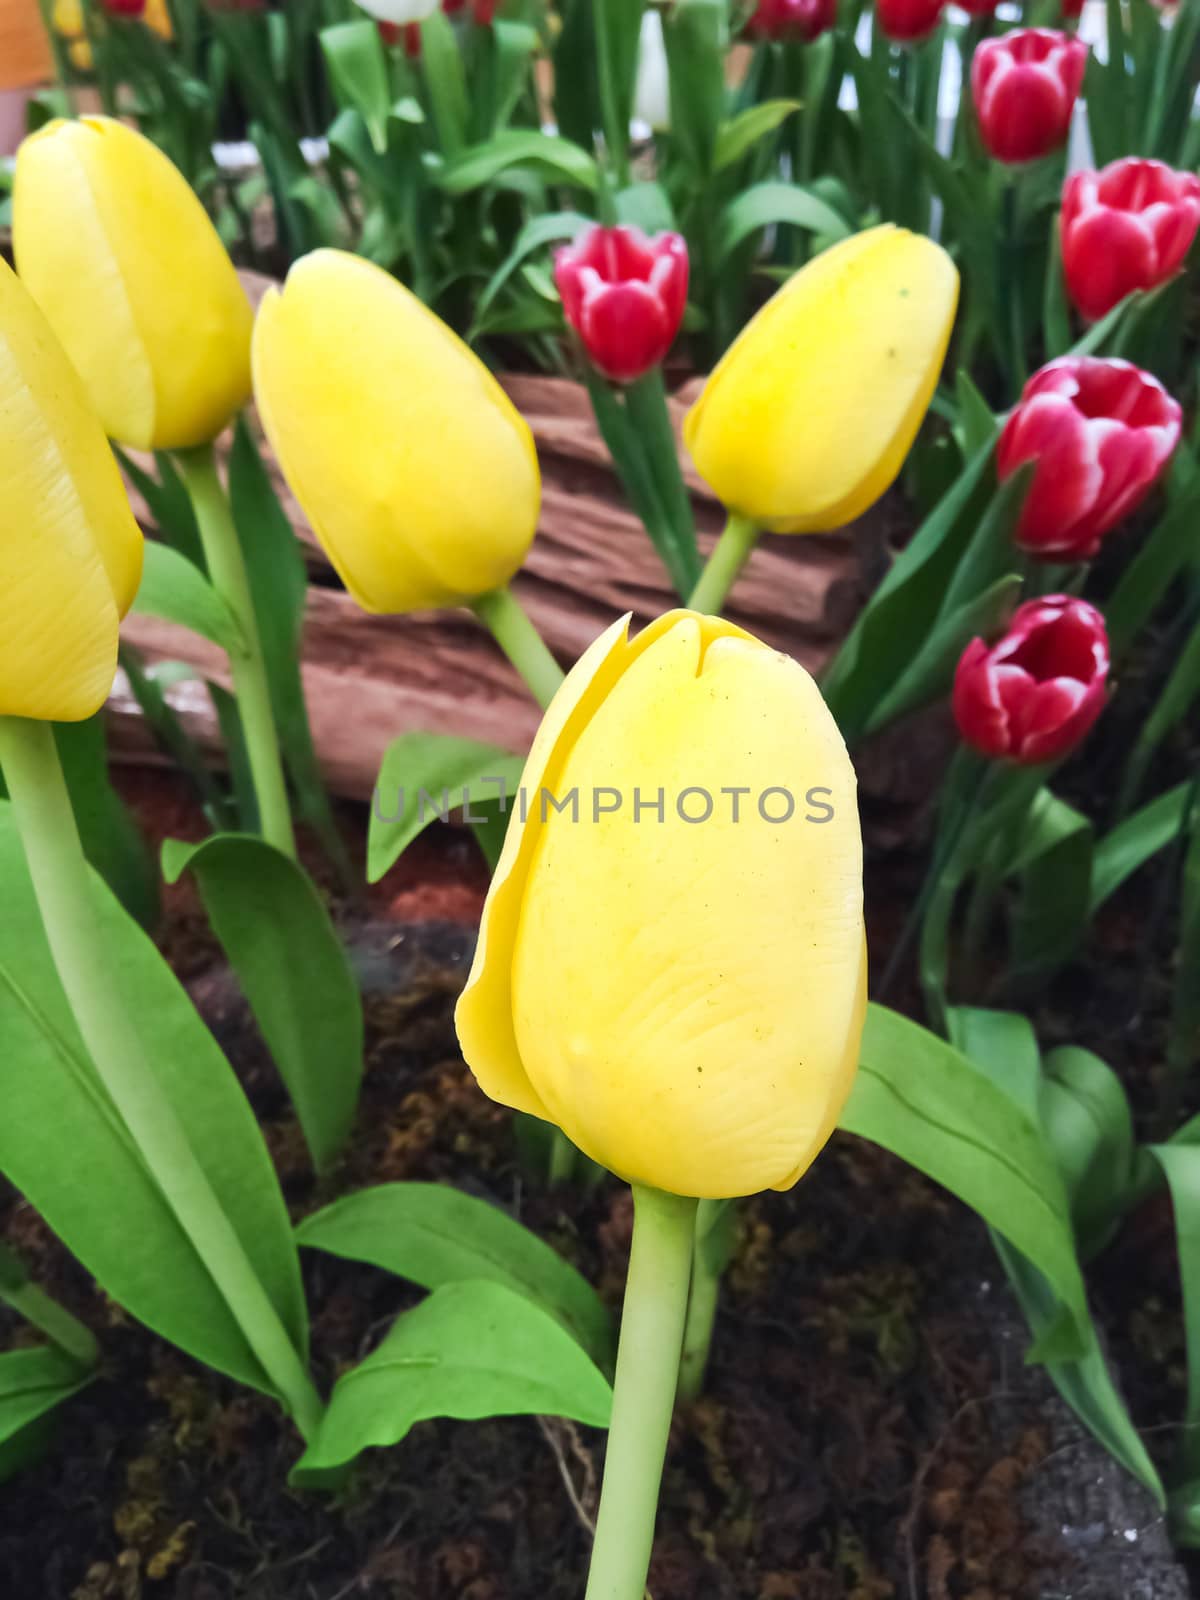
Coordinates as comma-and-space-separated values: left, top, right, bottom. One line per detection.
0, 803, 307, 1395
716, 180, 850, 265
1092, 781, 1195, 910
132, 541, 246, 656
0, 1346, 93, 1484
713, 100, 800, 172
162, 834, 363, 1174
296, 1183, 614, 1372
437, 131, 599, 195
368, 733, 525, 883
842, 1004, 1090, 1356
295, 1281, 613, 1474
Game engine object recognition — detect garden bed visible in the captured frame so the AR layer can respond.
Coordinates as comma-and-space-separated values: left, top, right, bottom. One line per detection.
0, 769, 1189, 1600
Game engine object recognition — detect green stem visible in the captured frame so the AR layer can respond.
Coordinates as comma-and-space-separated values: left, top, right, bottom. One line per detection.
0, 717, 322, 1439
175, 444, 296, 859
0, 1245, 99, 1370
687, 514, 761, 615
676, 1198, 724, 1403
471, 587, 565, 711
593, 0, 631, 188
585, 1186, 698, 1600
623, 370, 702, 596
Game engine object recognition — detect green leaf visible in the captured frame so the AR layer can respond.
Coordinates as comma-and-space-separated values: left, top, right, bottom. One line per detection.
115, 448, 204, 569
1105, 456, 1200, 658
419, 10, 470, 154
822, 437, 1000, 742
716, 180, 852, 262
132, 541, 246, 656
953, 368, 997, 461
0, 1346, 93, 1484
1150, 1145, 1200, 1479
991, 1233, 1165, 1506
296, 1182, 614, 1372
614, 180, 677, 233
52, 716, 159, 931
947, 1005, 1042, 1119
1040, 1046, 1134, 1259
437, 131, 599, 195
713, 99, 800, 172
368, 734, 525, 883
0, 802, 307, 1397
470, 209, 590, 338
227, 419, 350, 884
861, 575, 1020, 738
1092, 781, 1196, 910
842, 1005, 1090, 1359
294, 1280, 613, 1474
662, 0, 726, 175
1005, 791, 1094, 984
320, 19, 392, 148
1042, 218, 1073, 360
162, 834, 363, 1175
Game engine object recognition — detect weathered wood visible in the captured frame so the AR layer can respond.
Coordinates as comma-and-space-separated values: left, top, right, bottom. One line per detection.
113, 280, 867, 800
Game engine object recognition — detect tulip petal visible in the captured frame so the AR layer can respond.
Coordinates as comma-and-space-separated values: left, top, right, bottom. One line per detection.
683, 226, 958, 534
0, 259, 143, 721
15, 118, 252, 451
466, 612, 864, 1198
455, 615, 639, 1121
253, 250, 540, 613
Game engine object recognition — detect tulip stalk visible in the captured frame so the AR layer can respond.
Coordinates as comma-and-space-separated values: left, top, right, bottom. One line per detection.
470, 587, 565, 711
175, 444, 297, 860
0, 715, 322, 1439
584, 1186, 698, 1600
687, 513, 760, 615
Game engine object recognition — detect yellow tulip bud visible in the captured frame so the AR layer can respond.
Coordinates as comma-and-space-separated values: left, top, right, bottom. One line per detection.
144, 0, 173, 39
52, 0, 84, 38
0, 259, 143, 722
252, 250, 540, 613
456, 610, 866, 1199
684, 224, 959, 534
67, 36, 94, 68
13, 118, 253, 451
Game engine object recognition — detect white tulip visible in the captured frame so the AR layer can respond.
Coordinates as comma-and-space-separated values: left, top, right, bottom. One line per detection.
352, 0, 438, 24
633, 9, 671, 134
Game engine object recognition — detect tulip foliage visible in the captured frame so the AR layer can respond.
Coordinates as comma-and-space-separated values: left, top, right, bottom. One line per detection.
3, 0, 1200, 1591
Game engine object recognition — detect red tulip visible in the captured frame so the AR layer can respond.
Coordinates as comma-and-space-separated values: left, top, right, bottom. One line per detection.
1060, 158, 1200, 323
377, 19, 423, 54
101, 0, 146, 13
972, 28, 1088, 164
953, 597, 1109, 764
554, 225, 689, 385
1060, 0, 1084, 15
749, 0, 837, 41
956, 0, 999, 13
875, 0, 944, 43
996, 358, 1181, 561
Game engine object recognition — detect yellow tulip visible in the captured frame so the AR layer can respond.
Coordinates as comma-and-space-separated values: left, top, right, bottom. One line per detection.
52, 0, 84, 37
0, 259, 143, 722
144, 0, 173, 39
13, 117, 253, 451
684, 224, 959, 533
455, 609, 866, 1199
67, 36, 93, 69
252, 250, 540, 613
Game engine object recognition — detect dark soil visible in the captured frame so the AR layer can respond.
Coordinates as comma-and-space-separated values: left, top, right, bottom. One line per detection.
0, 767, 1190, 1599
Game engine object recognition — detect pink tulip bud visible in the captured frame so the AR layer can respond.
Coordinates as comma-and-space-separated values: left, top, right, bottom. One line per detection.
554, 225, 689, 385
875, 0, 945, 43
1060, 157, 1200, 323
748, 0, 837, 42
953, 596, 1109, 764
996, 357, 1181, 561
972, 28, 1088, 164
